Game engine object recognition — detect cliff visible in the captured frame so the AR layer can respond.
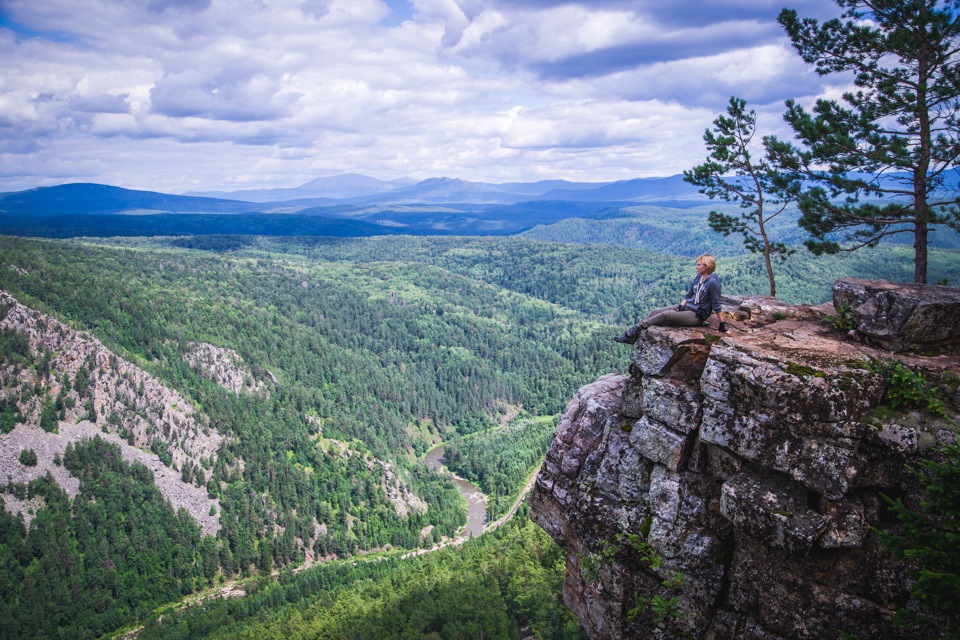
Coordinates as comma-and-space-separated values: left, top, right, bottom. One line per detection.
530, 279, 960, 640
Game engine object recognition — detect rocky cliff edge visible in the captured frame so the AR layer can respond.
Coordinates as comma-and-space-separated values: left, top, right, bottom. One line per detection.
530, 278, 960, 640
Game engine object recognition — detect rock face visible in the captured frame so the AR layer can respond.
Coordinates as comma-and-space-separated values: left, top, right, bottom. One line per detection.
0, 290, 224, 534
182, 341, 269, 395
531, 286, 960, 640
833, 277, 960, 351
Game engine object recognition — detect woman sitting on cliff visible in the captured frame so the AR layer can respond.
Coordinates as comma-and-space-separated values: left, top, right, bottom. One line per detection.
614, 253, 726, 344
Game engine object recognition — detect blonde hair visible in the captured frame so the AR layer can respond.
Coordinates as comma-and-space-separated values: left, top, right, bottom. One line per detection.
697, 254, 716, 274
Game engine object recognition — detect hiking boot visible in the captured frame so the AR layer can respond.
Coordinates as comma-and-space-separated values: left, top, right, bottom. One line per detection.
613, 325, 639, 344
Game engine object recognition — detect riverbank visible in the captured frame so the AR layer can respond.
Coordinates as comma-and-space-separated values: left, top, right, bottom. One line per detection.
424, 442, 487, 539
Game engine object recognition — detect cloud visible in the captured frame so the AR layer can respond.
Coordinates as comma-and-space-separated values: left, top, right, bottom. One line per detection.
440, 2, 787, 82
150, 68, 301, 122
70, 94, 130, 114
0, 0, 847, 192
144, 0, 212, 13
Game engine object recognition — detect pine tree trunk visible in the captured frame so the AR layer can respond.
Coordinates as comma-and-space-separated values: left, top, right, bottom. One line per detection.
759, 214, 776, 297
764, 247, 776, 297
915, 25, 931, 286
915, 217, 928, 284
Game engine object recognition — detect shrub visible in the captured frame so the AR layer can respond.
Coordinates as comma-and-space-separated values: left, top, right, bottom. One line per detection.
868, 358, 947, 418
19, 449, 37, 467
880, 427, 960, 637
826, 303, 853, 331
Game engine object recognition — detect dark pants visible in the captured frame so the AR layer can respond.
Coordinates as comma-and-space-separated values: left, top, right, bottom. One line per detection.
637, 306, 702, 329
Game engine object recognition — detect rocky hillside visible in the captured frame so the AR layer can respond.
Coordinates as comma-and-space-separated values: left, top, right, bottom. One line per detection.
182, 341, 271, 395
530, 279, 960, 640
0, 289, 224, 534
0, 288, 433, 547
310, 422, 429, 520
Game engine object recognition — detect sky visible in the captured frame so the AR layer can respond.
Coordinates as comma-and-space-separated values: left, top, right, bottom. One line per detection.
0, 0, 845, 194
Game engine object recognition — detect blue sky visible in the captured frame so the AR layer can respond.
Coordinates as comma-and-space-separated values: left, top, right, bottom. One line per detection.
0, 0, 842, 193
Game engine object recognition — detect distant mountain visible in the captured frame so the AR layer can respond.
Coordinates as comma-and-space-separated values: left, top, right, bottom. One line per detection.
188, 174, 630, 205
480, 179, 614, 195
0, 175, 711, 218
0, 183, 265, 215
0, 182, 415, 239
535, 175, 704, 203
349, 177, 526, 205
187, 173, 417, 202
0, 174, 769, 239
334, 174, 708, 206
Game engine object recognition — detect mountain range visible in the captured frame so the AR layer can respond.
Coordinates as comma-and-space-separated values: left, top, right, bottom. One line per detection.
183, 172, 696, 205
2, 173, 958, 248
2, 172, 707, 212
0, 173, 711, 238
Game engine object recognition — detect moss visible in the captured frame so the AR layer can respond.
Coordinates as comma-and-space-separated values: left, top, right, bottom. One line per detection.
785, 362, 826, 378
867, 402, 899, 421
704, 334, 721, 346
639, 514, 653, 538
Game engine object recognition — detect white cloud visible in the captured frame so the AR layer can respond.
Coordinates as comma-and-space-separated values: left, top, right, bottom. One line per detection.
0, 0, 845, 192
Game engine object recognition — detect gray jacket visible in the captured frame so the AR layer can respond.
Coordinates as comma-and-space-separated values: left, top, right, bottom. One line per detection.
684, 273, 722, 320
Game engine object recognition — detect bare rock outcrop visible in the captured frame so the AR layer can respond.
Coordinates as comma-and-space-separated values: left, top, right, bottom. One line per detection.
182, 341, 268, 395
531, 283, 960, 640
0, 422, 220, 534
313, 427, 428, 519
380, 460, 429, 518
0, 290, 224, 533
833, 277, 960, 351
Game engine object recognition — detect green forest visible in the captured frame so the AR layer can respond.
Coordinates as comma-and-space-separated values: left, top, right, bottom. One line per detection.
134, 507, 584, 640
0, 438, 215, 639
0, 232, 956, 639
444, 415, 557, 519
0, 234, 624, 638
2, 0, 960, 635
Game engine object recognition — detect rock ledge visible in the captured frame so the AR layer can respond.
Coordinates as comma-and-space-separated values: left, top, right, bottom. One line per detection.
531, 282, 960, 640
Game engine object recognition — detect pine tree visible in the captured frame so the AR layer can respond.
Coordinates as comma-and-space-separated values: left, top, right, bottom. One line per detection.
683, 96, 799, 297
779, 0, 960, 283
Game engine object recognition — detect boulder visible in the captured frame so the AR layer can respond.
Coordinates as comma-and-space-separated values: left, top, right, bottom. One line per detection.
833, 277, 960, 351
632, 327, 712, 380
722, 294, 823, 326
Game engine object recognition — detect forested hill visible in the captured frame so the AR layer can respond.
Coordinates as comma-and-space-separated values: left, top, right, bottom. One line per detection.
144, 234, 957, 314
0, 234, 624, 638
520, 203, 960, 254
0, 233, 956, 639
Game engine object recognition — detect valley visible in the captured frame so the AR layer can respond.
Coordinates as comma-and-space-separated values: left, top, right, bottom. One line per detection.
0, 232, 956, 639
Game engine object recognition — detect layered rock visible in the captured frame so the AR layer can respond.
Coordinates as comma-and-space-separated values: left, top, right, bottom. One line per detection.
531, 285, 960, 640
833, 277, 960, 351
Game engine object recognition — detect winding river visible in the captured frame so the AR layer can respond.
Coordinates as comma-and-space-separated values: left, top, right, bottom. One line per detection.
424, 443, 487, 538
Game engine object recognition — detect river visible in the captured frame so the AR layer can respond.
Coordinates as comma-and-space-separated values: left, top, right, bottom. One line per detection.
424, 443, 487, 538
